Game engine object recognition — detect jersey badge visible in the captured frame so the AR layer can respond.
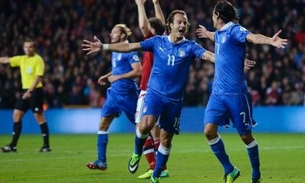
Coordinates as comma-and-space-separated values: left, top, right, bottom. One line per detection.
132, 55, 140, 61
221, 35, 226, 43
178, 48, 185, 57
26, 67, 32, 74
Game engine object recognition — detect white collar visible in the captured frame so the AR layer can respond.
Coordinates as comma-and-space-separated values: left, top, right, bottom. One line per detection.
220, 21, 234, 31
167, 34, 186, 44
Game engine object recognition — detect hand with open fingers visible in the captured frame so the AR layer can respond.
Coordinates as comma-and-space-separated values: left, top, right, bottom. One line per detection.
270, 30, 288, 49
196, 25, 208, 38
98, 75, 108, 85
82, 36, 103, 55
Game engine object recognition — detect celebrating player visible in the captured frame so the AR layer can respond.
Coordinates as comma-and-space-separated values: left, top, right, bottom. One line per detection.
134, 0, 169, 179
82, 10, 215, 183
86, 24, 141, 171
196, 0, 288, 183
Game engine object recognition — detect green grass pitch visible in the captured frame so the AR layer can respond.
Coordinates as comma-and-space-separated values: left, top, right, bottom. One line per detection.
0, 133, 304, 183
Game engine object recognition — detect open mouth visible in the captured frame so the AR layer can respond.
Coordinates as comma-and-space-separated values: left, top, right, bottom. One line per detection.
178, 28, 185, 34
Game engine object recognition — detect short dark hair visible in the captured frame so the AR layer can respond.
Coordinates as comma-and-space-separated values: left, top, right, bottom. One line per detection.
148, 17, 165, 35
166, 10, 190, 33
23, 38, 35, 47
214, 0, 239, 23
24, 38, 34, 44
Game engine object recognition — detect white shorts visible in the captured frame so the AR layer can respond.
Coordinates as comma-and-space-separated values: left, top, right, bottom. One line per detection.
135, 90, 160, 124
135, 90, 147, 123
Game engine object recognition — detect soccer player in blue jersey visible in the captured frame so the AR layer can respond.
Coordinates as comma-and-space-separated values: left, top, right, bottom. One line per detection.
86, 24, 141, 171
134, 0, 169, 179
196, 1, 288, 183
83, 10, 215, 183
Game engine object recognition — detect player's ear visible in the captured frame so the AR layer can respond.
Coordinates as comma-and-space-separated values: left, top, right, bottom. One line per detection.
120, 33, 126, 39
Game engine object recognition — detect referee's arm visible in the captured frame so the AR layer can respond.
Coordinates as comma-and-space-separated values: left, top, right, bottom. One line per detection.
0, 57, 10, 64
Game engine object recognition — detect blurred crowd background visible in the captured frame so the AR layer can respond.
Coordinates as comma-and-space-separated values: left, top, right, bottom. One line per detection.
0, 0, 304, 109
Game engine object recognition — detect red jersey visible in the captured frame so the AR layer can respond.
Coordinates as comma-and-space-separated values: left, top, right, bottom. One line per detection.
139, 32, 154, 90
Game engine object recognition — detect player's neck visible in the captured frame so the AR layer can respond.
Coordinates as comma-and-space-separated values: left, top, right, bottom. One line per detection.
215, 19, 226, 30
169, 34, 184, 44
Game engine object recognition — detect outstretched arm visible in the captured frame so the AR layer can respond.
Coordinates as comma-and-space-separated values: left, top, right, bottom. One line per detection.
246, 30, 288, 48
196, 25, 215, 41
135, 0, 150, 37
0, 57, 10, 64
152, 0, 165, 25
82, 36, 143, 55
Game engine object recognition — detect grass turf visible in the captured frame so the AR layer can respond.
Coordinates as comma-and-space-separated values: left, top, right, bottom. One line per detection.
0, 133, 304, 183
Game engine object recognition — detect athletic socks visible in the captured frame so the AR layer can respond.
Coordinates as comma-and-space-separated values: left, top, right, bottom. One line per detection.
135, 127, 149, 155
97, 131, 108, 162
10, 121, 22, 147
208, 135, 234, 174
40, 122, 50, 147
246, 140, 261, 180
143, 136, 156, 170
152, 144, 170, 178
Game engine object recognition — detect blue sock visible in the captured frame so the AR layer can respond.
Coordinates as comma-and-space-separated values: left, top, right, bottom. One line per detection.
153, 144, 170, 179
135, 127, 149, 155
208, 135, 234, 174
97, 131, 108, 163
246, 140, 261, 179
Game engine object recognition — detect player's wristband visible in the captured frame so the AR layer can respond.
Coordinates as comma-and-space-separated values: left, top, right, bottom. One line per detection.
103, 44, 109, 51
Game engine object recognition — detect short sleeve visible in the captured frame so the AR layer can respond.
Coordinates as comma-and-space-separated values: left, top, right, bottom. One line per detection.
35, 56, 45, 76
232, 25, 251, 43
128, 52, 141, 65
192, 42, 206, 59
9, 56, 23, 67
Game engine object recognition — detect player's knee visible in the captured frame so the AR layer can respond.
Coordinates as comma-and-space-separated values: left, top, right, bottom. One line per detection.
33, 112, 46, 123
99, 117, 113, 130
139, 116, 155, 133
240, 134, 254, 144
139, 122, 152, 134
160, 138, 172, 149
203, 124, 217, 139
13, 110, 24, 122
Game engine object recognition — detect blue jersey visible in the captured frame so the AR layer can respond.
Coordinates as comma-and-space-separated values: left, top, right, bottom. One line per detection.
110, 51, 140, 94
140, 35, 206, 101
213, 22, 251, 94
205, 22, 257, 132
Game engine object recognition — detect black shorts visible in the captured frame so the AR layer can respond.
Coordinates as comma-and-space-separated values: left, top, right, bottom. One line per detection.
15, 88, 44, 113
